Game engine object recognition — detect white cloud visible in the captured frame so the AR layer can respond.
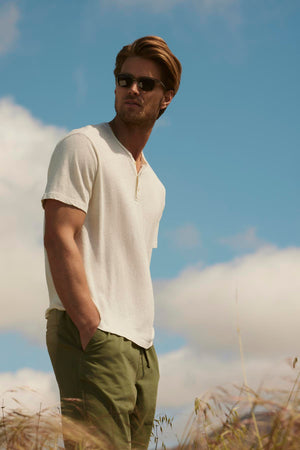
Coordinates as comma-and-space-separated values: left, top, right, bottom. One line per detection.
0, 369, 58, 412
153, 245, 300, 437
219, 227, 267, 251
0, 97, 67, 341
0, 2, 20, 55
166, 223, 201, 249
157, 347, 296, 410
155, 246, 300, 357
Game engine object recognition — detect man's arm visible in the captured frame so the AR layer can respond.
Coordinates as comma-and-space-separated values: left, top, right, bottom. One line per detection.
44, 199, 100, 350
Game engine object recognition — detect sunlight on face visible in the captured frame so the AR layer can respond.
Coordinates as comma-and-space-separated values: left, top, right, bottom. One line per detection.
114, 57, 167, 126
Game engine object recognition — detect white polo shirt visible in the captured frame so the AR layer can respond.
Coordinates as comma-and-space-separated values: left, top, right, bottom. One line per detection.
42, 123, 165, 349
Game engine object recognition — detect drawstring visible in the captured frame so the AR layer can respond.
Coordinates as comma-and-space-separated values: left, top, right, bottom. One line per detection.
142, 348, 150, 369
140, 348, 150, 377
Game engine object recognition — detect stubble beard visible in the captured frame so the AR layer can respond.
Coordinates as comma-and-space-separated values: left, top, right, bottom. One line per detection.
115, 100, 159, 128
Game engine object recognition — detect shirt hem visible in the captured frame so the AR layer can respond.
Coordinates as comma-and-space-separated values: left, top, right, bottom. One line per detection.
41, 192, 88, 213
99, 324, 154, 349
45, 306, 154, 349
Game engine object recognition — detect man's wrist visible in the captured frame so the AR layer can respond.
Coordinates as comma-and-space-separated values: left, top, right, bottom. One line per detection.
71, 303, 100, 335
78, 307, 100, 333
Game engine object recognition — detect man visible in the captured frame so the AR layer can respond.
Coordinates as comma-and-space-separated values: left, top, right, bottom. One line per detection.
42, 36, 181, 449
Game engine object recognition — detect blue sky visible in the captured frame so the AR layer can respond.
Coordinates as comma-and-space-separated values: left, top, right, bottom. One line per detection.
1, 0, 300, 445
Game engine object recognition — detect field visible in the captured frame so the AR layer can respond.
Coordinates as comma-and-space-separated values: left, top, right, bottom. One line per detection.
1, 374, 300, 449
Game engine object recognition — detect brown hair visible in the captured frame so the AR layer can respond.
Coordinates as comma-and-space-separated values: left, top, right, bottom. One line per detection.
114, 36, 182, 117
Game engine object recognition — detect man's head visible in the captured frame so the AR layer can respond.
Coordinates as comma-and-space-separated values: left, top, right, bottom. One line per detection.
114, 36, 181, 119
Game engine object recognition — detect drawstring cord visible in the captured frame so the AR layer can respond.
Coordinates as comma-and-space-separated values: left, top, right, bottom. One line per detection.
142, 349, 150, 369
140, 348, 150, 377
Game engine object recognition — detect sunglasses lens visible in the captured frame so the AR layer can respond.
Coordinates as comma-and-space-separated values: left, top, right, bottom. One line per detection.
117, 74, 158, 91
117, 74, 133, 88
138, 78, 155, 91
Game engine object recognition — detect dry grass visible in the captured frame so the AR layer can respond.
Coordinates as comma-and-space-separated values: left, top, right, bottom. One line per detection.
173, 381, 300, 449
0, 397, 111, 449
2, 378, 300, 449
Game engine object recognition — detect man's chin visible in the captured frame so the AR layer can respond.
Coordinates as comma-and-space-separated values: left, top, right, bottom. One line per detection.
117, 111, 153, 126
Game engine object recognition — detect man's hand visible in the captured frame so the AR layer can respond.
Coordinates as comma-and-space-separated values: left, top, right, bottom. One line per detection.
44, 199, 101, 349
79, 310, 101, 350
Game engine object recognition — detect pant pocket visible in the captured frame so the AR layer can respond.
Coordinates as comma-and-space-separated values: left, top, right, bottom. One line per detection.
46, 309, 64, 354
84, 329, 108, 353
57, 311, 82, 350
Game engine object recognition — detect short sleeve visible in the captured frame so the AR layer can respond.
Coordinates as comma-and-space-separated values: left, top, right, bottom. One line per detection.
41, 133, 98, 213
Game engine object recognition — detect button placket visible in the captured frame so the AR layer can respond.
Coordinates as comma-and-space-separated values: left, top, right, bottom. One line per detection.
135, 174, 141, 201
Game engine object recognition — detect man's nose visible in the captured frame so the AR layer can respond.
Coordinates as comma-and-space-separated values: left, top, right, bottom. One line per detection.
128, 81, 140, 95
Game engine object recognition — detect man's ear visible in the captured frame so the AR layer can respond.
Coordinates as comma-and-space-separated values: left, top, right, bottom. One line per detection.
160, 90, 175, 110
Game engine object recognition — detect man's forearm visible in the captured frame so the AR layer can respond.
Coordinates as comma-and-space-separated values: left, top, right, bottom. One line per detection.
45, 236, 100, 345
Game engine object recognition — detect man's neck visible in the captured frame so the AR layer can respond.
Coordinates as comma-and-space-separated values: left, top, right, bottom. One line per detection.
109, 116, 154, 162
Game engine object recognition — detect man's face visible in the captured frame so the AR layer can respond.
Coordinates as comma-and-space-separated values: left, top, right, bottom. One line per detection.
114, 56, 173, 126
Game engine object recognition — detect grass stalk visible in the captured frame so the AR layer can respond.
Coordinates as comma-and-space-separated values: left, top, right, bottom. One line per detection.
236, 287, 263, 450
35, 403, 42, 450
1, 399, 8, 448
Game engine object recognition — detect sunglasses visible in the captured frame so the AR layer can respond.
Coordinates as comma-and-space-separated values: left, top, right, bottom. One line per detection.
116, 73, 166, 92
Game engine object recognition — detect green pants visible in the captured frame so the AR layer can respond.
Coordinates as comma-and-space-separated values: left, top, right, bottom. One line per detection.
46, 310, 159, 449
